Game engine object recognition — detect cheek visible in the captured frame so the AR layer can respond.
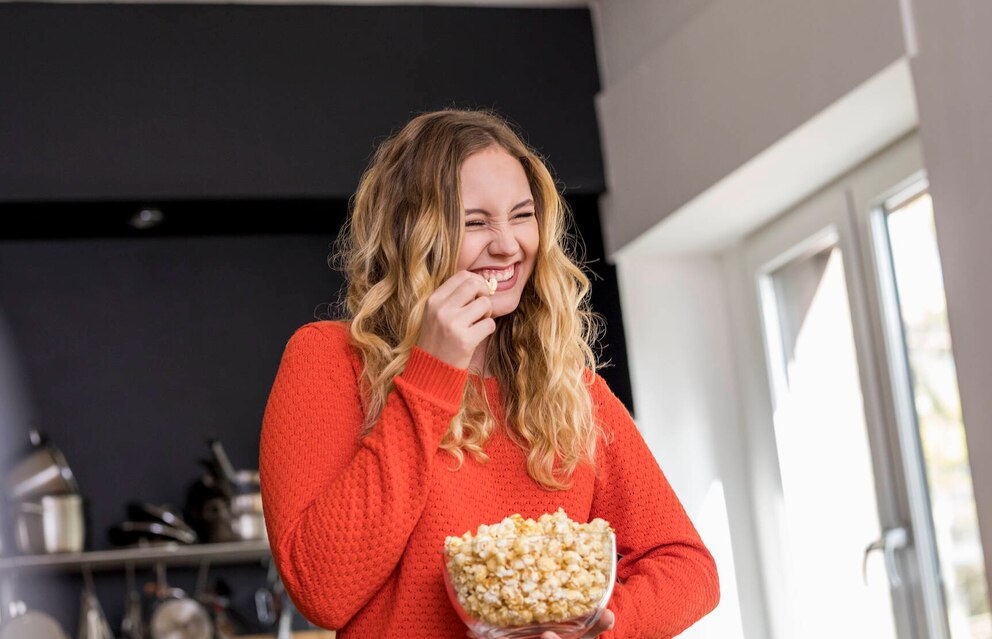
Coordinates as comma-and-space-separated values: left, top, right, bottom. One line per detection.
525, 227, 540, 259
456, 237, 481, 270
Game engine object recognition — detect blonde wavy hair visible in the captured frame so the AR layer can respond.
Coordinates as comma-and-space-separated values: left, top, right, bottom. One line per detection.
328, 108, 609, 491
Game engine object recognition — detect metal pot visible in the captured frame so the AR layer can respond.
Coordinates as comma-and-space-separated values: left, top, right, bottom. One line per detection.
230, 491, 265, 541
229, 493, 262, 516
6, 431, 79, 501
149, 597, 212, 639
229, 470, 259, 494
0, 607, 69, 639
147, 565, 213, 639
14, 494, 85, 554
230, 511, 266, 542
201, 495, 265, 542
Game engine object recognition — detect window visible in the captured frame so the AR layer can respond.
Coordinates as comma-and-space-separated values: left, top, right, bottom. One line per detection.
882, 184, 991, 639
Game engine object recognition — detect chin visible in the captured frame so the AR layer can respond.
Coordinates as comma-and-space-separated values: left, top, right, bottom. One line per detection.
491, 300, 521, 318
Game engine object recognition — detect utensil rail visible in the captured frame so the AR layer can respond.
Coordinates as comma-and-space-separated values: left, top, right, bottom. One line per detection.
0, 540, 270, 573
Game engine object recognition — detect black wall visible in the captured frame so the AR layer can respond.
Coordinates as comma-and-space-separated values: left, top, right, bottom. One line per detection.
0, 2, 631, 635
0, 3, 605, 200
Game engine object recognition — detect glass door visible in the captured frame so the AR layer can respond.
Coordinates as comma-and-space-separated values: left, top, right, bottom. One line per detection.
737, 135, 932, 639
847, 135, 992, 639
741, 185, 916, 638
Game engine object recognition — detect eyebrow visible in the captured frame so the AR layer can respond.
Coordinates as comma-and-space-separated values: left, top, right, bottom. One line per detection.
464, 199, 535, 216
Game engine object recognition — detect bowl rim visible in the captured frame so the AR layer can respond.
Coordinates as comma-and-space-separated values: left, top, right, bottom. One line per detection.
443, 529, 616, 544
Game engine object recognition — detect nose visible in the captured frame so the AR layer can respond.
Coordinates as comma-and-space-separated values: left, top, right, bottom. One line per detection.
488, 222, 520, 255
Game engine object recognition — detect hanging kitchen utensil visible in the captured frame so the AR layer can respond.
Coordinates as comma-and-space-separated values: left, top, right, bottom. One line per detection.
196, 579, 235, 639
265, 563, 294, 639
120, 563, 145, 639
0, 572, 69, 639
275, 589, 293, 639
77, 567, 115, 639
149, 598, 212, 639
147, 563, 212, 639
0, 608, 69, 639
254, 586, 277, 626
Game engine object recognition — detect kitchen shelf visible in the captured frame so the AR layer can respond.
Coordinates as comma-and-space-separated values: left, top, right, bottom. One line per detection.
0, 539, 270, 573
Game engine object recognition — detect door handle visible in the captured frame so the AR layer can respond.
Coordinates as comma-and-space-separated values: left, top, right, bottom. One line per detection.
863, 526, 910, 589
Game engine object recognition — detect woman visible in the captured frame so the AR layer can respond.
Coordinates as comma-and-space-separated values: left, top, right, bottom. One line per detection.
259, 108, 719, 638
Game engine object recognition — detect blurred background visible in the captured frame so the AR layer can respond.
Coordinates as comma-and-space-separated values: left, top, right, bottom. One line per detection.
0, 1, 990, 639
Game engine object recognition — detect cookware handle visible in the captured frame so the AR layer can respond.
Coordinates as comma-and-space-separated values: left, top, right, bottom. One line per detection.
254, 588, 276, 625
209, 439, 238, 484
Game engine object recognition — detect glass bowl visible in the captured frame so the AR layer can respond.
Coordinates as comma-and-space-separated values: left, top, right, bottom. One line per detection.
442, 530, 616, 639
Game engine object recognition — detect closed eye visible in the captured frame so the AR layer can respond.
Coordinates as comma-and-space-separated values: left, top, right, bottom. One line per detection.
465, 212, 535, 228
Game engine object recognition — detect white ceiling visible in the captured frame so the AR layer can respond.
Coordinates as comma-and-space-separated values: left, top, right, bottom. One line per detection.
26, 0, 590, 5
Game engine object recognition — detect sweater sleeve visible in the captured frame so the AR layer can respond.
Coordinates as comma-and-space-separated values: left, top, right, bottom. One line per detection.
588, 373, 720, 638
258, 322, 470, 630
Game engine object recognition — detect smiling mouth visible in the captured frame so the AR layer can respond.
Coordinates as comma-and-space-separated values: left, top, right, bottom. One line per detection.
472, 262, 517, 282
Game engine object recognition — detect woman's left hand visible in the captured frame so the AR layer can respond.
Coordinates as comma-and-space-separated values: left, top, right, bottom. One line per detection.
466, 609, 615, 639
541, 609, 615, 639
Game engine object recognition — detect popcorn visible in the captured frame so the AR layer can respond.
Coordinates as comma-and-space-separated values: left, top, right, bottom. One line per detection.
487, 276, 498, 295
443, 508, 614, 627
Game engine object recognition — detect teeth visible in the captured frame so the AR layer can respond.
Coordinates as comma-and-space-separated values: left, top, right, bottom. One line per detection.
478, 264, 515, 282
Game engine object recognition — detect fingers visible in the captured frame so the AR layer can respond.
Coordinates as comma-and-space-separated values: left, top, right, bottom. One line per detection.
582, 608, 615, 637
599, 609, 615, 628
435, 270, 492, 309
456, 294, 493, 325
416, 269, 496, 370
464, 313, 497, 343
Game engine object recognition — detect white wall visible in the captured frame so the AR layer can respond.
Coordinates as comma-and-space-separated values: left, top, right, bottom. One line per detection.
590, 0, 719, 88
587, 0, 992, 635
907, 0, 992, 613
614, 255, 753, 638
588, 1, 913, 636
592, 0, 906, 256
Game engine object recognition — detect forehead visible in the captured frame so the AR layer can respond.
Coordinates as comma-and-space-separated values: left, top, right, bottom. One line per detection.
460, 146, 532, 207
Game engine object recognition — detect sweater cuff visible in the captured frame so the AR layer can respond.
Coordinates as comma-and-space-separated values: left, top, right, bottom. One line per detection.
398, 346, 469, 409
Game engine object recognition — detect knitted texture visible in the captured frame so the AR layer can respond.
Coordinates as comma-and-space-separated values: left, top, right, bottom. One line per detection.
259, 321, 719, 638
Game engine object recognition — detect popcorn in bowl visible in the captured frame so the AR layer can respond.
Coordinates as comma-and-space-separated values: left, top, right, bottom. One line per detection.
442, 508, 616, 638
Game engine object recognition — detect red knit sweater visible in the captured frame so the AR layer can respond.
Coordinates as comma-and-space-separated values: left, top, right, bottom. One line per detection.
259, 321, 719, 638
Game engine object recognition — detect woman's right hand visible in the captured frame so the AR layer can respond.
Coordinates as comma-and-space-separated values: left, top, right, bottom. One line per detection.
416, 270, 496, 370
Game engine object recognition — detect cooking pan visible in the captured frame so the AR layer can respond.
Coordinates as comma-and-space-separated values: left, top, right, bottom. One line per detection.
145, 564, 213, 639
109, 521, 197, 547
125, 503, 198, 541
0, 609, 69, 639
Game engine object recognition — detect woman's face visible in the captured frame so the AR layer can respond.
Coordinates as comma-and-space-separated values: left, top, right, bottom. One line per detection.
456, 145, 540, 318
